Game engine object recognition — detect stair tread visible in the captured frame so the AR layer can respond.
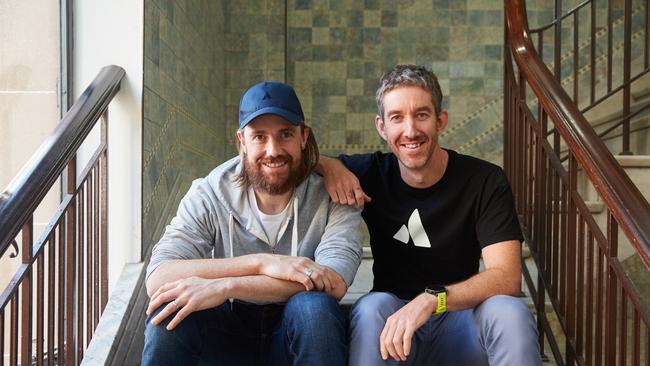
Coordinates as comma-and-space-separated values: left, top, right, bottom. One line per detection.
614, 154, 650, 167
589, 100, 650, 127
585, 200, 605, 213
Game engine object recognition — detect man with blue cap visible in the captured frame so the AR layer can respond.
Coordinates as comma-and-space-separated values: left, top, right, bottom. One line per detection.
142, 81, 363, 365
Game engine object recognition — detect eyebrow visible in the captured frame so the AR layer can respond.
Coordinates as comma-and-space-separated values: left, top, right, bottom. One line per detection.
248, 127, 294, 135
385, 106, 434, 116
415, 106, 434, 113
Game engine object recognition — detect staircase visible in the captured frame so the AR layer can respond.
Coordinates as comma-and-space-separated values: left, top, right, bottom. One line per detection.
584, 75, 650, 154
505, 0, 650, 365
581, 155, 650, 308
0, 66, 125, 366
447, 0, 650, 167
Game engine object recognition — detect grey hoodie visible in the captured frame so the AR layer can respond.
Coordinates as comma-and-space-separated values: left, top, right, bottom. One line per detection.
147, 156, 363, 288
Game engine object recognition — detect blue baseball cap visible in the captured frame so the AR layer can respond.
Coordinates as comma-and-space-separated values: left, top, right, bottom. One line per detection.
238, 81, 305, 129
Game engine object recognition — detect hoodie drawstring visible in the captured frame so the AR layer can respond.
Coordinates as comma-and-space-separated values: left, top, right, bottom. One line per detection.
291, 196, 298, 256
228, 213, 234, 258
228, 213, 235, 306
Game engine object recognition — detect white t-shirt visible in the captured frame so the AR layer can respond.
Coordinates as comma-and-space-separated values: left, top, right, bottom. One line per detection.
248, 188, 291, 247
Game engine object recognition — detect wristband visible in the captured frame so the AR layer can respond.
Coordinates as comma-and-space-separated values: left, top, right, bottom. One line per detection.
424, 284, 448, 315
434, 291, 446, 314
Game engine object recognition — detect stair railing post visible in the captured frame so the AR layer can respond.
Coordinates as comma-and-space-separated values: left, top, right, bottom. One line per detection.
621, 0, 632, 155
604, 213, 618, 366
20, 217, 33, 366
65, 157, 77, 366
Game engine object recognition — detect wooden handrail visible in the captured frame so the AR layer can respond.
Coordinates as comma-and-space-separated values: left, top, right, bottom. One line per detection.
505, 0, 650, 267
0, 65, 125, 257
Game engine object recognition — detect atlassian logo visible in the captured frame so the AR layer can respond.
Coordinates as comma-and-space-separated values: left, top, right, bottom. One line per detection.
393, 209, 431, 248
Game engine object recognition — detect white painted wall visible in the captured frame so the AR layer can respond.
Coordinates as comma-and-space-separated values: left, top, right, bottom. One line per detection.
73, 0, 143, 294
1, 2, 61, 361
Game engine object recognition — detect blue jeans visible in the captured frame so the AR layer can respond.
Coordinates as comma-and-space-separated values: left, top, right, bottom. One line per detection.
142, 292, 346, 366
349, 292, 541, 366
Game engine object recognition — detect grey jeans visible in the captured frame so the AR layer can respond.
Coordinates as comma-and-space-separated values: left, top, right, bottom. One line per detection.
349, 292, 542, 366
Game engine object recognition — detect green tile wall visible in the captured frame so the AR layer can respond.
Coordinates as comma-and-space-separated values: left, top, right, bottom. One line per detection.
223, 0, 287, 158
143, 0, 289, 253
143, 0, 226, 252
285, 0, 507, 162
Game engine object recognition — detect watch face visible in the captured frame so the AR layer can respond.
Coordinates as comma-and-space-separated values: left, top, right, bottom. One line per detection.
426, 285, 446, 294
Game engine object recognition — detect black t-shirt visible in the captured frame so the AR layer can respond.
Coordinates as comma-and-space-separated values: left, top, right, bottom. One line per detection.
340, 149, 523, 300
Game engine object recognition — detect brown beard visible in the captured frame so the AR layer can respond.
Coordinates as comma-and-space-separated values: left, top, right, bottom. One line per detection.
243, 154, 304, 195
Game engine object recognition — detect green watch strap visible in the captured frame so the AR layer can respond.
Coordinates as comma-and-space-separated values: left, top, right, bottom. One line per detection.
434, 291, 446, 314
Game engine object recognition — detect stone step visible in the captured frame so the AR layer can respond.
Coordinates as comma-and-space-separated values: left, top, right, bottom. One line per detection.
616, 154, 650, 168
577, 157, 649, 262
521, 254, 554, 314
587, 74, 650, 128
362, 246, 372, 259
589, 96, 650, 128
577, 155, 650, 202
585, 200, 605, 213
341, 254, 373, 307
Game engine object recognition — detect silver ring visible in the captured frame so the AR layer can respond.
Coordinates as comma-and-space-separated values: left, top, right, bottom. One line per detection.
305, 268, 314, 278
172, 299, 179, 310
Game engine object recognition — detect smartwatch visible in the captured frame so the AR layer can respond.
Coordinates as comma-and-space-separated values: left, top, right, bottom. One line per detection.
424, 285, 447, 315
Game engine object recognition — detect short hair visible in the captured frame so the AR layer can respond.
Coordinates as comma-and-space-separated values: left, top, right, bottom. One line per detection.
375, 64, 443, 120
235, 123, 319, 189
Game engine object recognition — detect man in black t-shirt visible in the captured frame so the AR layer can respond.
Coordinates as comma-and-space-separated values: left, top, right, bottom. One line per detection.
318, 65, 540, 365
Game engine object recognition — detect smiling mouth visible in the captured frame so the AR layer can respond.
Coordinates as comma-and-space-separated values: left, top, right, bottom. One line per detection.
259, 156, 291, 169
263, 161, 288, 168
401, 142, 424, 149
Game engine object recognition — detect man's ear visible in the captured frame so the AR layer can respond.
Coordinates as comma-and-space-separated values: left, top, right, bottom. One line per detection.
375, 115, 387, 141
301, 125, 309, 149
236, 129, 246, 154
436, 109, 449, 133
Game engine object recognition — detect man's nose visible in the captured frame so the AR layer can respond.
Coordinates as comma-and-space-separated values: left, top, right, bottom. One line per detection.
265, 137, 282, 157
403, 117, 417, 138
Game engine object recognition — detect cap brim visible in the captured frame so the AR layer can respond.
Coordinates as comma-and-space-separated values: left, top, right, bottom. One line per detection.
240, 107, 303, 128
